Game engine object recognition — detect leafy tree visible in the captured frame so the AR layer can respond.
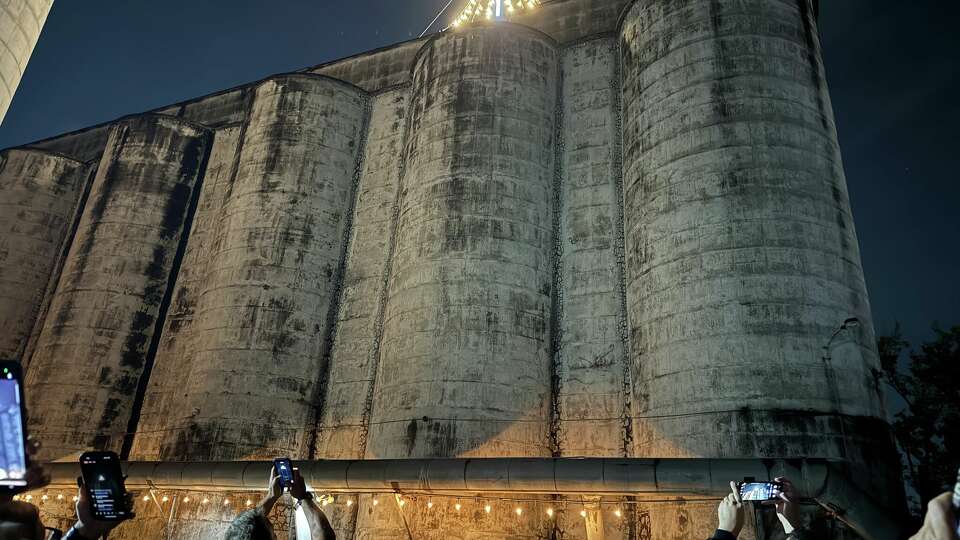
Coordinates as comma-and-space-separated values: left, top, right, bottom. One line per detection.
878, 324, 960, 517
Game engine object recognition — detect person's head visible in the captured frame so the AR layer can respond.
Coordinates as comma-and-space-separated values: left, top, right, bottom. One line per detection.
0, 501, 44, 540
223, 509, 275, 540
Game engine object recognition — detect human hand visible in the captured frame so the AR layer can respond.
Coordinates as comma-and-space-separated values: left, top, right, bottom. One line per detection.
909, 492, 957, 540
718, 481, 745, 536
267, 465, 283, 500
73, 477, 133, 539
289, 468, 310, 501
766, 476, 801, 534
0, 437, 51, 504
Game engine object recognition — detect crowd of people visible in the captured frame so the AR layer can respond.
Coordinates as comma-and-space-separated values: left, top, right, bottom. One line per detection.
0, 442, 955, 539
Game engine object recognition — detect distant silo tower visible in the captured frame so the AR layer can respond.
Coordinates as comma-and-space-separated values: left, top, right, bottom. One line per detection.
0, 0, 54, 126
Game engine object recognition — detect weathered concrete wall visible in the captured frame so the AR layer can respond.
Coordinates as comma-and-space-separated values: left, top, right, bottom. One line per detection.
314, 87, 410, 461
0, 0, 53, 125
130, 74, 368, 462
619, 0, 901, 528
128, 124, 245, 460
0, 149, 86, 361
355, 23, 558, 538
556, 36, 631, 458
24, 115, 212, 459
1, 1, 903, 537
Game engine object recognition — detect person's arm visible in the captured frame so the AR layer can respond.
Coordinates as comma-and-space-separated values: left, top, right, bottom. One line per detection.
767, 476, 804, 537
258, 466, 284, 516
290, 468, 336, 540
909, 492, 958, 540
710, 481, 744, 540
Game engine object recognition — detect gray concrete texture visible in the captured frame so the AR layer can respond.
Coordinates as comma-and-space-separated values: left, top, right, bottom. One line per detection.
0, 0, 53, 126
0, 0, 902, 537
0, 149, 86, 361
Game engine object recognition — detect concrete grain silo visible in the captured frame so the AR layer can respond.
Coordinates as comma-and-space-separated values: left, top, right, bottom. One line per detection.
0, 0, 904, 538
0, 0, 54, 126
25, 115, 211, 459
0, 149, 87, 361
131, 74, 369, 462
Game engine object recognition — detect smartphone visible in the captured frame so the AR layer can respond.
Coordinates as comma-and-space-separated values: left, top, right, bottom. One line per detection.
737, 481, 783, 501
0, 361, 28, 491
274, 458, 294, 489
80, 451, 132, 521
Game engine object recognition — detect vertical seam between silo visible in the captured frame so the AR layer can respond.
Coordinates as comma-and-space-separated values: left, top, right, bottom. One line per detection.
355, 83, 416, 463
119, 127, 215, 460
548, 44, 565, 458
611, 38, 635, 460
309, 90, 374, 460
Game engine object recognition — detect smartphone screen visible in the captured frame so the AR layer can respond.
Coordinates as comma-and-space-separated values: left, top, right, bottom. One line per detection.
738, 481, 782, 501
0, 363, 27, 488
274, 458, 294, 488
80, 452, 131, 521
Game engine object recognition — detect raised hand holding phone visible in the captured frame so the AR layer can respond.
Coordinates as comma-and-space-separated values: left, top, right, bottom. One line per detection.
78, 452, 132, 522
953, 468, 959, 537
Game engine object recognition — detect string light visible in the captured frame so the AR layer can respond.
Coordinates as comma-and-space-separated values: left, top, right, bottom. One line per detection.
398, 498, 406, 508
41, 494, 49, 501
245, 499, 253, 507
580, 509, 588, 518
161, 496, 169, 503
56, 494, 64, 501
142, 495, 150, 502
183, 497, 190, 503
202, 498, 210, 505
546, 507, 554, 518
450, 0, 539, 27
515, 507, 523, 517
346, 499, 353, 507
427, 500, 434, 510
484, 504, 492, 514
223, 499, 231, 506
614, 508, 622, 518
372, 497, 379, 506
454, 501, 462, 512
72, 496, 79, 502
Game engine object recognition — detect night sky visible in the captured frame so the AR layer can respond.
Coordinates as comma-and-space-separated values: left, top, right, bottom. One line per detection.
0, 1, 956, 351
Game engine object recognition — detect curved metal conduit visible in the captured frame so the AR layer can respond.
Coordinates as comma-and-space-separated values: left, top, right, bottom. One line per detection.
44, 458, 901, 540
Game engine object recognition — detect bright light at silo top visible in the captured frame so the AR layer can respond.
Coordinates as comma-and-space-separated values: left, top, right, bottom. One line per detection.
451, 0, 539, 27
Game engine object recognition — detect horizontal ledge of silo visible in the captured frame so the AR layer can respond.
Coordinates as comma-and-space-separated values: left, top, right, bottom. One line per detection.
42, 458, 835, 495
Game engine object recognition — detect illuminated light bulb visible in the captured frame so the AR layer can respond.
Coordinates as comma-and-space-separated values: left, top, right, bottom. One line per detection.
41, 494, 49, 501
202, 498, 210, 505
484, 504, 492, 514
346, 499, 353, 507
546, 507, 554, 518
57, 494, 64, 501
183, 497, 190, 503
72, 496, 79, 502
580, 509, 588, 518
245, 499, 253, 507
398, 498, 406, 507
614, 509, 622, 518
223, 499, 231, 506
427, 500, 434, 509
515, 507, 523, 516
161, 496, 169, 503
25, 495, 32, 501
454, 502, 462, 512
372, 497, 379, 506
142, 495, 150, 502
